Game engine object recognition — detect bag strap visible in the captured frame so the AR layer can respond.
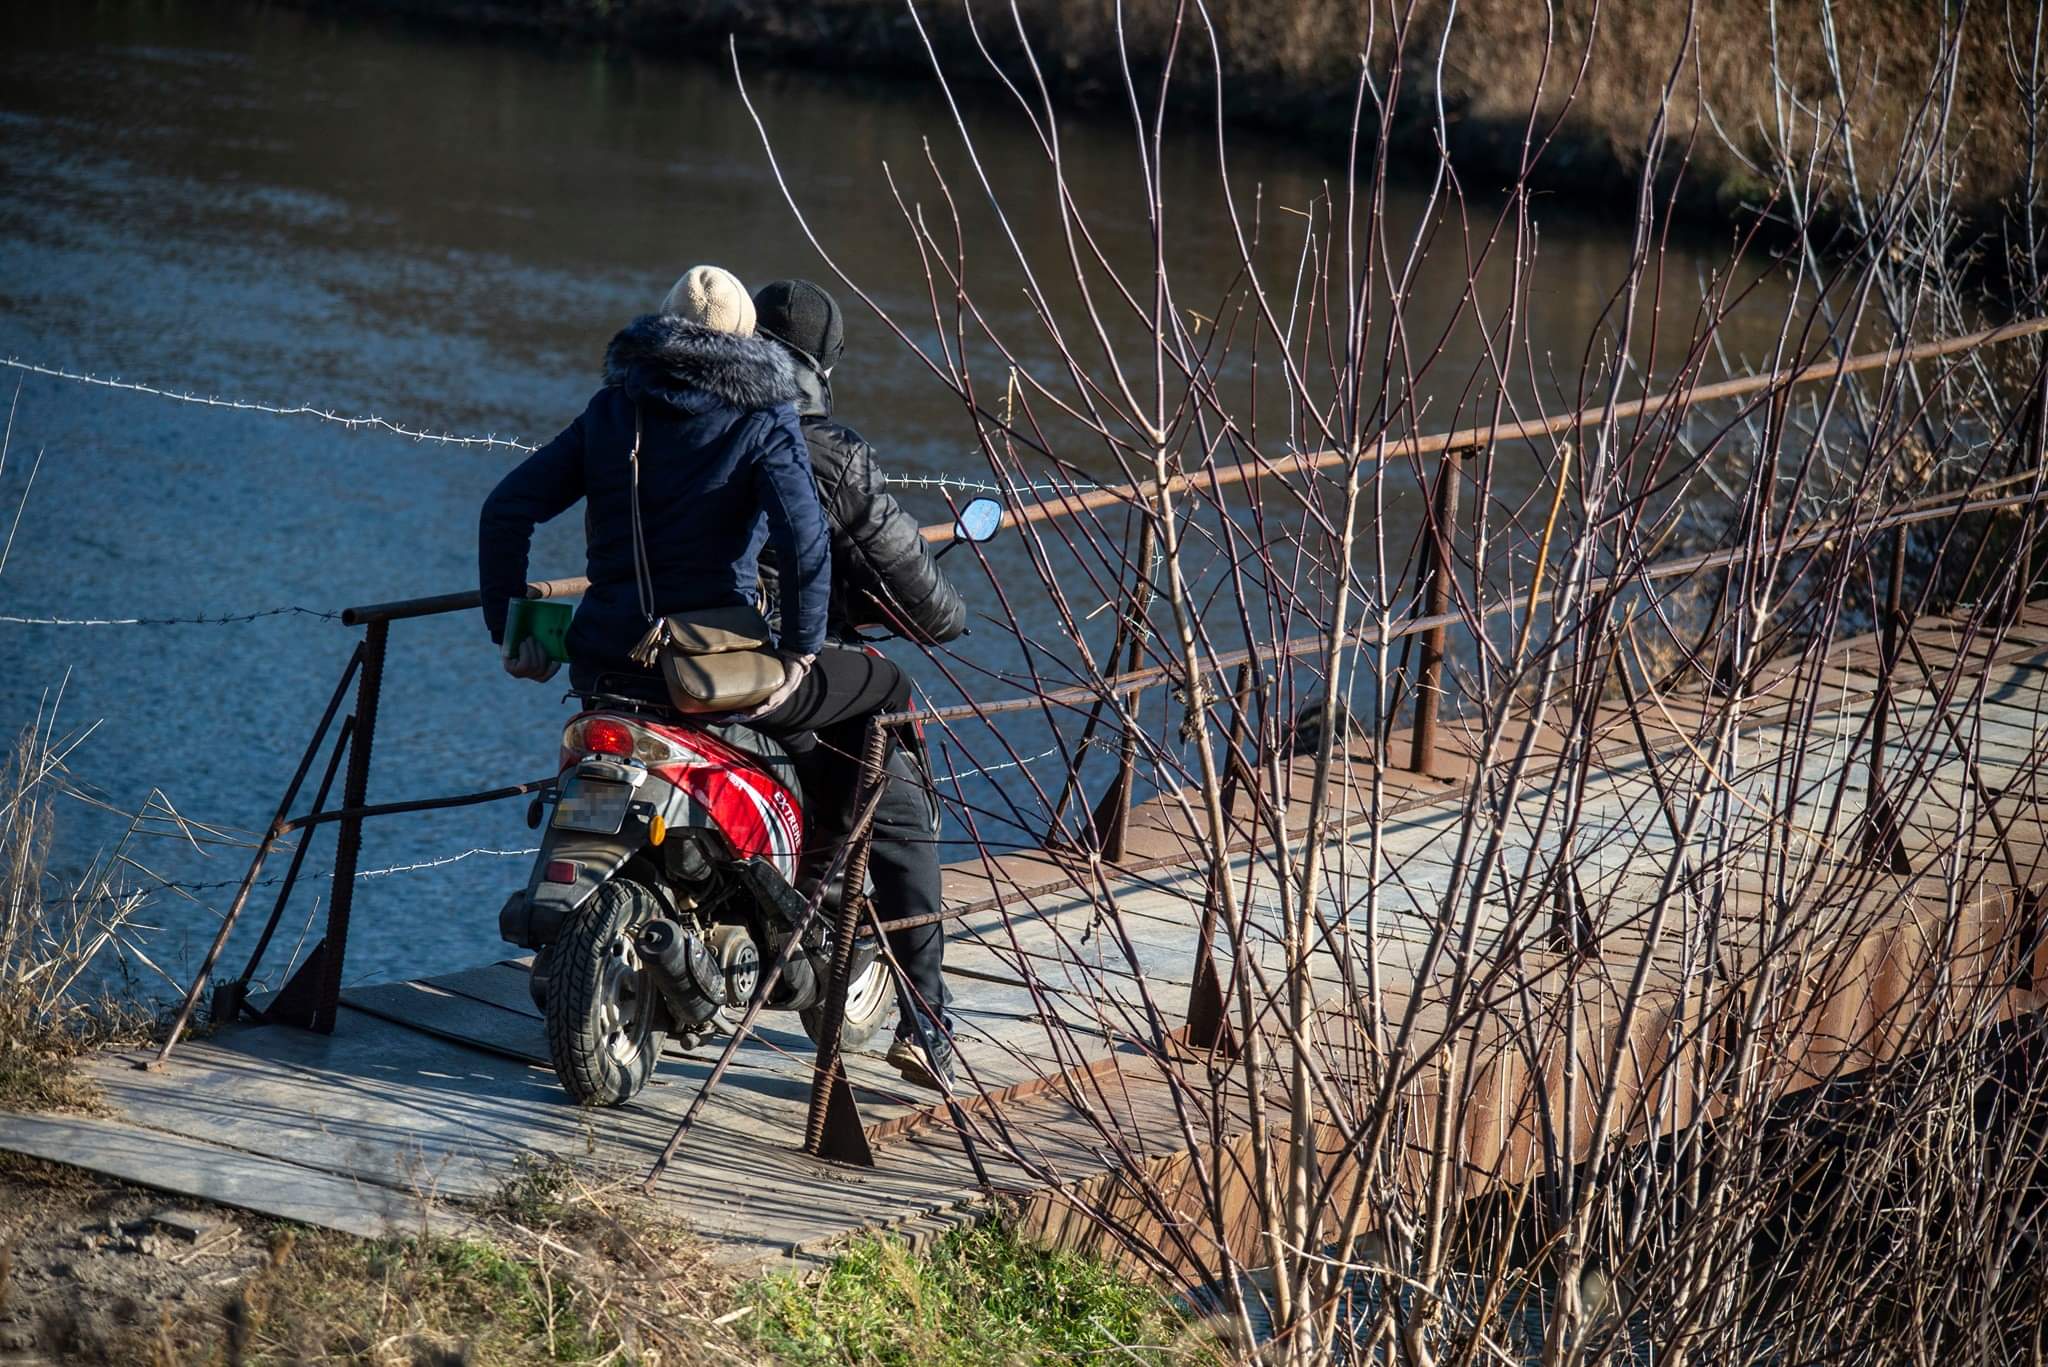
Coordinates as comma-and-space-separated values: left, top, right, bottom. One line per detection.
626, 406, 656, 625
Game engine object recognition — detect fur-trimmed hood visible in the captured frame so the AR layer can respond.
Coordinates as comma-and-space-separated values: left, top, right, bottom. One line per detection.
603, 314, 802, 413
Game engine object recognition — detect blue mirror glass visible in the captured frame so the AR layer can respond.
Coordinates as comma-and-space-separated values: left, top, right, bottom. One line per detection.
956, 497, 1003, 544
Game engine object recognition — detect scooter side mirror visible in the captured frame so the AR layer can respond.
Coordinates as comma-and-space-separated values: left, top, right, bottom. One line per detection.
954, 497, 1004, 544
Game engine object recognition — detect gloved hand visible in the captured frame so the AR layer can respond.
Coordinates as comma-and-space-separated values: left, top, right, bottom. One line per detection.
502, 637, 561, 683
737, 650, 815, 721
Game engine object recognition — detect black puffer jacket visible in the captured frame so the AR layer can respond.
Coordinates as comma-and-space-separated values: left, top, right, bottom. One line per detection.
762, 363, 968, 646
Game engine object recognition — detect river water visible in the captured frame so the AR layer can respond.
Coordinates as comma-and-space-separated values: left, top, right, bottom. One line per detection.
0, 0, 1792, 993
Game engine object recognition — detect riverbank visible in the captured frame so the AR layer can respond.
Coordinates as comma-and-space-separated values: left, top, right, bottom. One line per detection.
0, 1148, 1204, 1364
287, 0, 2032, 240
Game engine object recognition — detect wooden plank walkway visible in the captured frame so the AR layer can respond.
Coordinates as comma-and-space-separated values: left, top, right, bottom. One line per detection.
8, 605, 2048, 1268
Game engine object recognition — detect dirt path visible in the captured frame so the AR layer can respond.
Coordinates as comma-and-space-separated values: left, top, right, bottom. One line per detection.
0, 1157, 268, 1362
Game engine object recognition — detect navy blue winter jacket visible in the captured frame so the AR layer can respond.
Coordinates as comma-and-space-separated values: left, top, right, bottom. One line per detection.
478, 315, 831, 670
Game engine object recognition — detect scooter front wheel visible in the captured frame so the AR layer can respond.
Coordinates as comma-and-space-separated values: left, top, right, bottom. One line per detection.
544, 877, 668, 1106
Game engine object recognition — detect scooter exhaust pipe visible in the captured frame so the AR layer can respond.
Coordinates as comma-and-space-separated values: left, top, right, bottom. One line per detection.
635, 919, 725, 1029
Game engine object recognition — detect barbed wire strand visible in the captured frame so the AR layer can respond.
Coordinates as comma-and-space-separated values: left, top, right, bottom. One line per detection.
1, 357, 1072, 493
1, 606, 342, 626
936, 743, 1065, 782
50, 845, 543, 904
1, 358, 539, 452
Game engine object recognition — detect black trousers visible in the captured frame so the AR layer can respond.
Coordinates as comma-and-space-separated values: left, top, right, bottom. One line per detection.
747, 645, 909, 855
747, 645, 910, 741
870, 741, 949, 1035
752, 652, 944, 1038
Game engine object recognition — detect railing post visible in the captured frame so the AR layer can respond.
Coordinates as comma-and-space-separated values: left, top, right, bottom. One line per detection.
1409, 450, 1462, 775
305, 618, 388, 1032
149, 642, 365, 1065
1048, 518, 1154, 858
803, 720, 890, 1166
1068, 516, 1155, 862
1863, 526, 1911, 873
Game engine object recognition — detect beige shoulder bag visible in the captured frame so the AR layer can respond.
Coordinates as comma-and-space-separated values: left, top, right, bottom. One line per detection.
621, 408, 788, 715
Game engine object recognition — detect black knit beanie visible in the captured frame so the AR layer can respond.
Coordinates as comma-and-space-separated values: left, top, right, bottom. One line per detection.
753, 278, 844, 372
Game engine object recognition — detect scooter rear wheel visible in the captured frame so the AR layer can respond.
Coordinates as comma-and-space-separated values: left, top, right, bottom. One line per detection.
545, 877, 667, 1106
800, 955, 896, 1054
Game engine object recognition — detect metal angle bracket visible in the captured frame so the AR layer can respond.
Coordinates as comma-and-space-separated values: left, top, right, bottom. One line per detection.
1181, 953, 1237, 1057
808, 1065, 876, 1167
260, 938, 334, 1032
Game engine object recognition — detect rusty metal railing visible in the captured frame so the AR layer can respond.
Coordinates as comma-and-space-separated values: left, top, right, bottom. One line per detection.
145, 317, 2048, 1185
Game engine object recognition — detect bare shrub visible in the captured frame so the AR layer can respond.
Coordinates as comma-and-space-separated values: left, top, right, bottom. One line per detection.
0, 705, 154, 1112
738, 0, 2048, 1360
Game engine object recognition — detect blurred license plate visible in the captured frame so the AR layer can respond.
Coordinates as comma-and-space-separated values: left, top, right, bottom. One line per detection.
553, 779, 631, 834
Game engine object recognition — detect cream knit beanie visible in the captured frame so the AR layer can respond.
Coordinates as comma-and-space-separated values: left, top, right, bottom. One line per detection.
660, 265, 756, 336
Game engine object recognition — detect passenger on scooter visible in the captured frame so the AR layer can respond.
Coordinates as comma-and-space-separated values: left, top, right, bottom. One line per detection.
477, 264, 909, 904
753, 277, 965, 1094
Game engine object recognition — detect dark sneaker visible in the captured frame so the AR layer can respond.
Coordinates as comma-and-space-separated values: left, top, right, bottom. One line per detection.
886, 1029, 956, 1095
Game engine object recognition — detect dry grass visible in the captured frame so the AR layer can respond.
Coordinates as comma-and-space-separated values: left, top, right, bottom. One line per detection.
218, 1158, 747, 1364
4, 1155, 752, 1366
0, 712, 157, 1115
1, 1149, 1206, 1366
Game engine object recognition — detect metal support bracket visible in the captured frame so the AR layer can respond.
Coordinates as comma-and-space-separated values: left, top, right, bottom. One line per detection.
1182, 952, 1235, 1056
810, 1063, 877, 1166
801, 721, 891, 1167
260, 939, 333, 1029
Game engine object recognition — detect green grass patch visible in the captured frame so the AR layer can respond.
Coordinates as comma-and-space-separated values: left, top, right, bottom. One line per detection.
746, 1221, 1216, 1365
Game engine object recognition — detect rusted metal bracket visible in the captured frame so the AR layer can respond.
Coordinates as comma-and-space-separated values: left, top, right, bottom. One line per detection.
1085, 762, 1137, 862
808, 1063, 877, 1167
1182, 953, 1234, 1056
1859, 791, 1913, 875
802, 722, 891, 1167
214, 714, 357, 1026
150, 641, 366, 1067
1409, 450, 1463, 776
260, 939, 335, 1030
1180, 664, 1253, 1058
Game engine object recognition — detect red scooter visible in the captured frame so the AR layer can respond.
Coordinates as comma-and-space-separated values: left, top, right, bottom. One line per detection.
500, 497, 1000, 1107
499, 707, 891, 1106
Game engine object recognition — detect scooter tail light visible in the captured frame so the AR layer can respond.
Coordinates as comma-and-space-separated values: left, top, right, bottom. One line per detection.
582, 718, 636, 757
562, 715, 697, 766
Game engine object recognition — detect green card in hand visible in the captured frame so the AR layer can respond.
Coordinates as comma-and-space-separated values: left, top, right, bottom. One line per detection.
503, 598, 575, 664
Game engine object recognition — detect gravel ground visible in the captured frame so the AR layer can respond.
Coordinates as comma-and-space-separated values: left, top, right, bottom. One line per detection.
0, 1159, 270, 1364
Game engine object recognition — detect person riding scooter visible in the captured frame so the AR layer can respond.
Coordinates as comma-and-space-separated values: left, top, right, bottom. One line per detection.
478, 264, 908, 906
753, 277, 967, 1093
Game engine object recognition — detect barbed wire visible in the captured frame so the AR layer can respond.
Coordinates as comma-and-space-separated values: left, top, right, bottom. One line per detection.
49, 845, 542, 904
0, 605, 342, 627
354, 846, 539, 878
2, 358, 541, 451
884, 474, 1104, 495
934, 743, 1065, 782
2, 356, 1059, 493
